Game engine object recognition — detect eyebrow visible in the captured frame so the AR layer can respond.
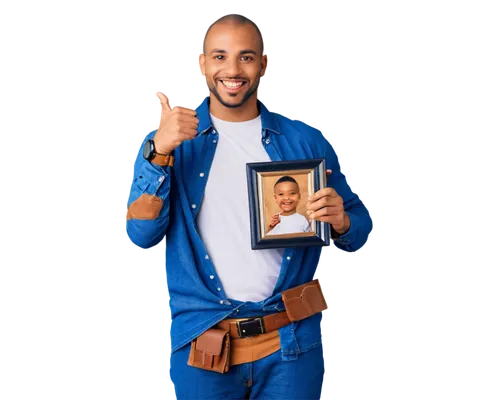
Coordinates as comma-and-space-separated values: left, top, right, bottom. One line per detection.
210, 49, 257, 56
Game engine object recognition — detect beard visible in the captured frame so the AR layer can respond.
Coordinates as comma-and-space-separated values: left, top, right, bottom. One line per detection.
209, 76, 260, 109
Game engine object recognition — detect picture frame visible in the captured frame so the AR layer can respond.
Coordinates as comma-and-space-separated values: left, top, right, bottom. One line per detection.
246, 158, 331, 250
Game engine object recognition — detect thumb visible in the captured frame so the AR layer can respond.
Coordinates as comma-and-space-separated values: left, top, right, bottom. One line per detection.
155, 89, 172, 109
326, 169, 332, 177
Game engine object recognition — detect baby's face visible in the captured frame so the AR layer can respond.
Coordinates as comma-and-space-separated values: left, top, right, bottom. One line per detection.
274, 181, 301, 213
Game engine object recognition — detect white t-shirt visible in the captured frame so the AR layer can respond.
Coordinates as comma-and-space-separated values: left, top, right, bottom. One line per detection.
267, 212, 311, 235
195, 113, 285, 302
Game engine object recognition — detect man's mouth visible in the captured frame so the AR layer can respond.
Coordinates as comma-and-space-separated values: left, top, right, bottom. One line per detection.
219, 80, 246, 92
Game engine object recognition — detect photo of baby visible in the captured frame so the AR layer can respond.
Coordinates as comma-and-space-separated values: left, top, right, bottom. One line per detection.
266, 175, 312, 235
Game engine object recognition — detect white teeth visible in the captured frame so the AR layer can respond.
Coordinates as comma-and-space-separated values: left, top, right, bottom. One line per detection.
222, 80, 243, 88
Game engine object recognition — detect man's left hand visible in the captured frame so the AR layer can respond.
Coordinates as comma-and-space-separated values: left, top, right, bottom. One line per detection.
306, 169, 351, 235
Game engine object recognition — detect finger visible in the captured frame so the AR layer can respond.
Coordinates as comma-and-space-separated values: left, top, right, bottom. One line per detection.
155, 90, 172, 109
179, 122, 198, 132
314, 215, 336, 223
175, 115, 199, 126
308, 187, 339, 203
312, 206, 343, 218
309, 207, 343, 218
326, 169, 332, 177
172, 104, 194, 110
306, 196, 337, 212
172, 106, 198, 116
164, 120, 198, 132
178, 128, 199, 138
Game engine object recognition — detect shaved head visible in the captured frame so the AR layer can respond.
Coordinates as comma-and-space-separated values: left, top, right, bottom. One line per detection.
203, 14, 264, 56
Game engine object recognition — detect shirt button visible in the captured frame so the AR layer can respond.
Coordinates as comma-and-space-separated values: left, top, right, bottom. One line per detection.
220, 300, 224, 304
287, 256, 291, 260
212, 129, 216, 134
235, 309, 239, 313
217, 287, 221, 291
199, 172, 205, 177
158, 176, 165, 183
213, 139, 217, 143
210, 275, 214, 279
191, 204, 196, 209
205, 255, 209, 259
265, 138, 271, 144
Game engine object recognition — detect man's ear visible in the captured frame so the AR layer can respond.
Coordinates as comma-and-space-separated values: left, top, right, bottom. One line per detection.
199, 54, 206, 76
260, 51, 271, 79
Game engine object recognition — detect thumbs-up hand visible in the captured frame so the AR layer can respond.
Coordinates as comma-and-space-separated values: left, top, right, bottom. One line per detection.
153, 92, 199, 154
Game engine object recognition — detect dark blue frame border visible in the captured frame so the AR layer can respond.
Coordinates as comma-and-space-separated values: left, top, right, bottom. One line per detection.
246, 158, 330, 250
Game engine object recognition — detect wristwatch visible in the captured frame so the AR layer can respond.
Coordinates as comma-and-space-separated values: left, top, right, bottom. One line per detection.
143, 139, 175, 167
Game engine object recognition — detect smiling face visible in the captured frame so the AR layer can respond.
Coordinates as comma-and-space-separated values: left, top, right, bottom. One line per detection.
274, 181, 301, 215
199, 22, 267, 110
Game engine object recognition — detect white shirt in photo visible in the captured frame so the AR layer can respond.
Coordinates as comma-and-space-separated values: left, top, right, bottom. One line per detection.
267, 212, 311, 235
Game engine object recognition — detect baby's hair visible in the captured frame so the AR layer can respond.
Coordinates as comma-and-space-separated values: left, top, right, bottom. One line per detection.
274, 175, 299, 189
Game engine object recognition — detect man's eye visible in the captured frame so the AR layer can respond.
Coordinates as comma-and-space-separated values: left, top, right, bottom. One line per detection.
215, 55, 224, 60
241, 56, 253, 61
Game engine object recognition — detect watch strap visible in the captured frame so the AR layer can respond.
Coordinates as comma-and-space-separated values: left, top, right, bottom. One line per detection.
151, 152, 174, 167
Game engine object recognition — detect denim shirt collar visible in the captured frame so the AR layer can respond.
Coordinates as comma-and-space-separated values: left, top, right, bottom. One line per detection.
195, 96, 281, 137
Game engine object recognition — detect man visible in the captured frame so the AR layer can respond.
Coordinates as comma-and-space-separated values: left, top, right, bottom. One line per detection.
126, 14, 372, 399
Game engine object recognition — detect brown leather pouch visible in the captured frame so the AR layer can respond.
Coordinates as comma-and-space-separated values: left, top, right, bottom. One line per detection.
187, 328, 231, 374
281, 279, 328, 322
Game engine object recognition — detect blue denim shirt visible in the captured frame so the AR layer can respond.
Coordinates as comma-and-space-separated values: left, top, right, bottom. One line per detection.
126, 97, 372, 360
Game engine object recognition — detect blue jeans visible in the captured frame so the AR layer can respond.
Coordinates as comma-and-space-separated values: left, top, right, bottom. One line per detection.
170, 342, 325, 399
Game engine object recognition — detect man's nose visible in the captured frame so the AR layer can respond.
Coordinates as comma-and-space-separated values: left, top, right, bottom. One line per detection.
225, 56, 242, 76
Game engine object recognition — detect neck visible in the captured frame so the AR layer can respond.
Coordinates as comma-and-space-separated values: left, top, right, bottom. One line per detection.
280, 210, 296, 216
209, 92, 259, 122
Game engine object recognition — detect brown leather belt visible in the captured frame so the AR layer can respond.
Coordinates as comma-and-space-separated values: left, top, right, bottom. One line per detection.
215, 311, 291, 339
187, 279, 328, 374
215, 278, 328, 339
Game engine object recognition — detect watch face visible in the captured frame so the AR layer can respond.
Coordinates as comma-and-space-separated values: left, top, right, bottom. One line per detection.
143, 139, 154, 160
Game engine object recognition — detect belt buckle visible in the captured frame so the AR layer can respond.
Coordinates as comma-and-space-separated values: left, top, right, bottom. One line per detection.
236, 317, 266, 338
